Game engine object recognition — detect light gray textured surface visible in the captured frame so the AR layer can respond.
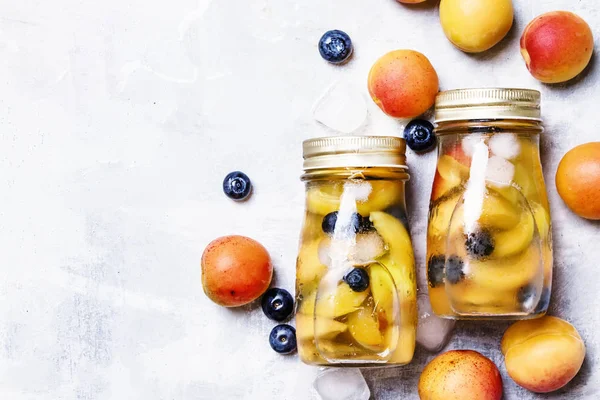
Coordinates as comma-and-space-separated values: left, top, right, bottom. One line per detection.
0, 0, 598, 399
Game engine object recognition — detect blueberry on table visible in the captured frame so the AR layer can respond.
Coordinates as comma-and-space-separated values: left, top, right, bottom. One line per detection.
318, 30, 353, 64
445, 255, 465, 284
223, 171, 252, 201
465, 230, 495, 258
404, 119, 436, 153
269, 324, 297, 354
344, 268, 370, 292
427, 255, 446, 288
261, 288, 294, 322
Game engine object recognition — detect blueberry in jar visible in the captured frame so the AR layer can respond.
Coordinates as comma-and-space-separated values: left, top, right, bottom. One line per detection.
223, 171, 252, 201
318, 30, 353, 64
427, 255, 446, 288
269, 324, 297, 354
383, 206, 410, 231
517, 285, 536, 304
321, 212, 373, 234
358, 215, 375, 233
465, 229, 495, 258
534, 288, 552, 313
519, 286, 552, 313
344, 268, 370, 292
322, 212, 340, 234
445, 255, 465, 284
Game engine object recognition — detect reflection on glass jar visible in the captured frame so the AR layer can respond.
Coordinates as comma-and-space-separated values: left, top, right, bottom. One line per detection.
296, 136, 417, 366
427, 88, 553, 319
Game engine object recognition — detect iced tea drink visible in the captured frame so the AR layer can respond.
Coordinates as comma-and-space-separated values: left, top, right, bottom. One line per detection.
427, 89, 552, 319
296, 136, 417, 366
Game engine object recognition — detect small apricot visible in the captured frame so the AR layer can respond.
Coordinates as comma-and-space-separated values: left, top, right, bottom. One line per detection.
502, 316, 586, 393
418, 350, 502, 400
368, 50, 438, 119
520, 11, 594, 83
555, 142, 600, 220
201, 235, 273, 307
440, 0, 514, 53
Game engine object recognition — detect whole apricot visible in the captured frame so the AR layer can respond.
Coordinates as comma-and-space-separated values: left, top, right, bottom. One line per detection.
502, 316, 586, 393
201, 235, 273, 307
418, 350, 502, 400
368, 50, 438, 118
440, 0, 513, 53
555, 142, 600, 220
520, 11, 594, 83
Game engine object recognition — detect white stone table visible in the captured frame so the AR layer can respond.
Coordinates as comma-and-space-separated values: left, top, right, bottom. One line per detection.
0, 0, 598, 399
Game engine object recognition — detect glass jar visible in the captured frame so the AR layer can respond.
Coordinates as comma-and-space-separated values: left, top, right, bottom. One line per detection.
296, 136, 417, 366
427, 88, 553, 319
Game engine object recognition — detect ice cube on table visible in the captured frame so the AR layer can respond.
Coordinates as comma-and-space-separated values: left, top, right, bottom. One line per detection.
489, 133, 520, 160
485, 155, 515, 187
313, 82, 367, 134
417, 293, 455, 353
313, 368, 370, 400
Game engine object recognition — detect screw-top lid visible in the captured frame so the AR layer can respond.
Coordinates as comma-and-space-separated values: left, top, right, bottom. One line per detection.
302, 136, 407, 171
434, 88, 541, 123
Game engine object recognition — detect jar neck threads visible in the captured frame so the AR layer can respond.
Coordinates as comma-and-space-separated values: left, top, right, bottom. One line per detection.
301, 167, 409, 182
435, 119, 543, 136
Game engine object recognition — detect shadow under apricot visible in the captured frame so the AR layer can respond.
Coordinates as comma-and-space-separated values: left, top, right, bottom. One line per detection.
396, 0, 440, 11
464, 18, 520, 62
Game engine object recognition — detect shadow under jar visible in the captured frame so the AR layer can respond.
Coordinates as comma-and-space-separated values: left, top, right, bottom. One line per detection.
427, 88, 553, 320
296, 136, 417, 366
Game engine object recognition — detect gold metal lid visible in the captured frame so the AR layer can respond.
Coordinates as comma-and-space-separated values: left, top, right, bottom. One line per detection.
302, 136, 407, 171
434, 88, 541, 123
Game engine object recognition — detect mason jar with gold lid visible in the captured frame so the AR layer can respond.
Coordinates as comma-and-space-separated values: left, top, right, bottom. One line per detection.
296, 136, 417, 366
427, 88, 552, 319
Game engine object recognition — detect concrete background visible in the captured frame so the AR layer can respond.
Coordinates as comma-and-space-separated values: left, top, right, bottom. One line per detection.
0, 0, 598, 399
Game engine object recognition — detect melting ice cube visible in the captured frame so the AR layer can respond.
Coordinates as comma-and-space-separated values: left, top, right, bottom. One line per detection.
313, 82, 368, 134
318, 238, 351, 266
313, 368, 370, 400
461, 135, 482, 157
485, 155, 515, 187
489, 133, 520, 160
417, 293, 455, 352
